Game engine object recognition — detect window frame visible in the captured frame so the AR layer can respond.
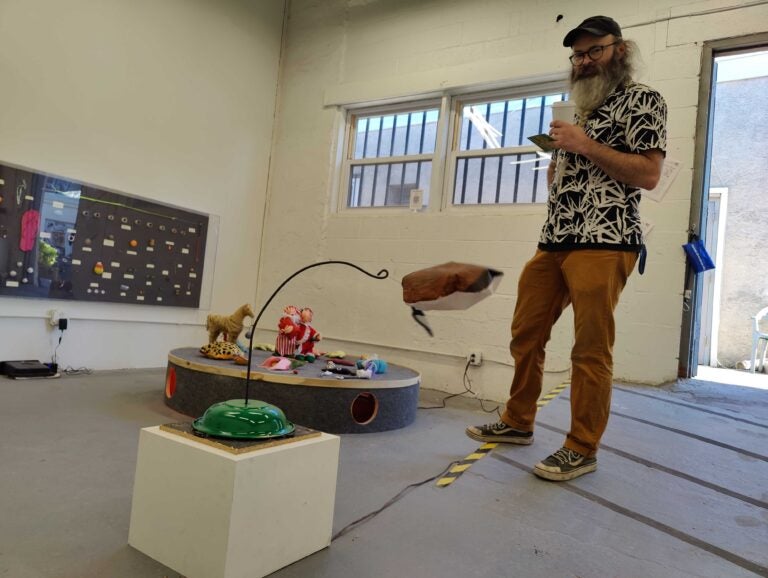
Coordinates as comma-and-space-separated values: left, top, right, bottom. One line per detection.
339, 98, 444, 213
444, 82, 567, 210
336, 80, 568, 214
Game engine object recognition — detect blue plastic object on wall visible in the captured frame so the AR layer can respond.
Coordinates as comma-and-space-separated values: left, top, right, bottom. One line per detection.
682, 238, 715, 273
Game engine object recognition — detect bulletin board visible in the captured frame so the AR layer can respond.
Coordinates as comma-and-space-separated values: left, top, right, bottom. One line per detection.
0, 162, 209, 308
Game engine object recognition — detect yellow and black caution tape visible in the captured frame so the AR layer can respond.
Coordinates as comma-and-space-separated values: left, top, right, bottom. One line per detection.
536, 380, 570, 409
436, 380, 570, 488
436, 443, 497, 487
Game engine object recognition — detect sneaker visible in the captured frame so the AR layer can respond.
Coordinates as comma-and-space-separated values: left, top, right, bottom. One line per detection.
533, 447, 597, 481
465, 420, 533, 444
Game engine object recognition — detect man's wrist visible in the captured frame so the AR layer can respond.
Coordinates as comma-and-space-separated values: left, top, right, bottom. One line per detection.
578, 136, 600, 158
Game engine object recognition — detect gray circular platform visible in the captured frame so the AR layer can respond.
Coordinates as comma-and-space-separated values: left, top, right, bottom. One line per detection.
165, 347, 421, 434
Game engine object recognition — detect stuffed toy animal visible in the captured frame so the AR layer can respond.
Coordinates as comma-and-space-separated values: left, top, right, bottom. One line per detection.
355, 357, 388, 379
200, 342, 247, 362
322, 361, 356, 376
206, 303, 254, 344
275, 305, 300, 356
236, 336, 275, 354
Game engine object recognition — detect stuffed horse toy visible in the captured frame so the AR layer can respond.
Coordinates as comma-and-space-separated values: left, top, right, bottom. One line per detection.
206, 303, 255, 344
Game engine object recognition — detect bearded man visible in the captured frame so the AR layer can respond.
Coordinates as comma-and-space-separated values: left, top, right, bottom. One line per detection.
466, 16, 667, 481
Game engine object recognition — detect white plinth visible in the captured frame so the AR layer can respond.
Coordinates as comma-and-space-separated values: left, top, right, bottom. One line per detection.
129, 426, 340, 578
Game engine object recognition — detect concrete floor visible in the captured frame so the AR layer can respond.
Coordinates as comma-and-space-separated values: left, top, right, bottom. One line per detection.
1, 368, 767, 577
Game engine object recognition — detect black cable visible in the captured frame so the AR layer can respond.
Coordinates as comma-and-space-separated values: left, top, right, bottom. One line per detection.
418, 359, 501, 416
410, 307, 433, 336
331, 459, 459, 542
62, 366, 93, 375
53, 329, 63, 365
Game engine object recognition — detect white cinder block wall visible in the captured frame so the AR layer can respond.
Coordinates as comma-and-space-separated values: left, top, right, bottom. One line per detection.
0, 0, 285, 369
254, 0, 768, 400
2, 0, 766, 397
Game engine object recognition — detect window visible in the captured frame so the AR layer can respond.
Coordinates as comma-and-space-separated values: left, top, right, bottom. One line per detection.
339, 83, 566, 210
452, 92, 566, 205
344, 106, 439, 208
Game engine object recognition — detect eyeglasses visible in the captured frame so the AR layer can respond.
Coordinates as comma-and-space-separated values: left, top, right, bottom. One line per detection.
569, 41, 620, 65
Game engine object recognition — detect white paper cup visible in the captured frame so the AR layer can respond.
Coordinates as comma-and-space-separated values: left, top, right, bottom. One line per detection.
551, 100, 577, 124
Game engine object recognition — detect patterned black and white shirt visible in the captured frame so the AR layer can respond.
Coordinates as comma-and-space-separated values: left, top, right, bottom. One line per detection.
539, 81, 667, 251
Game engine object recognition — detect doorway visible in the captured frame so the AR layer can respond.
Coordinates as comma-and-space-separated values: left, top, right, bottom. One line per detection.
681, 35, 768, 386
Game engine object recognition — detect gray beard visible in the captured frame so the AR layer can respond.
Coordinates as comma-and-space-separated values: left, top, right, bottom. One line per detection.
569, 57, 630, 118
569, 74, 619, 118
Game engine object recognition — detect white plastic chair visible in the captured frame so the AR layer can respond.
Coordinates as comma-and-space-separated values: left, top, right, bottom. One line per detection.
750, 306, 768, 373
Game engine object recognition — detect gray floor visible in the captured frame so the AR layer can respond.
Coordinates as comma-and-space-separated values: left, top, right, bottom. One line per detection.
1, 368, 767, 578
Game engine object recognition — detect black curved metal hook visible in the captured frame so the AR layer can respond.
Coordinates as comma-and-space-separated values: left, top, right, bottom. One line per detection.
244, 260, 389, 404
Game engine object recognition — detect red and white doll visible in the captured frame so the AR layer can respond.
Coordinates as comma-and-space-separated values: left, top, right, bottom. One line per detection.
275, 305, 300, 357
294, 307, 321, 362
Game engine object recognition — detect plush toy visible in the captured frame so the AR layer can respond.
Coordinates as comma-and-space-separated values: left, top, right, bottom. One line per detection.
236, 336, 275, 354
200, 342, 247, 362
206, 303, 254, 344
355, 357, 388, 379
324, 350, 346, 359
260, 356, 306, 371
275, 305, 300, 356
322, 361, 356, 376
294, 307, 321, 362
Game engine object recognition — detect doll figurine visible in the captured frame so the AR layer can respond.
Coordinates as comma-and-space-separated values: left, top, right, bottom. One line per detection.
275, 305, 300, 357
294, 307, 321, 362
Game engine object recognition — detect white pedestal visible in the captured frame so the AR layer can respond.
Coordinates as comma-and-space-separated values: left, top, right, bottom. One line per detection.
128, 426, 340, 578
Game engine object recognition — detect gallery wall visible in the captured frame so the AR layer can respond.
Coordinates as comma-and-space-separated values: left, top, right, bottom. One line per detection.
2, 0, 766, 394
256, 0, 768, 399
0, 0, 285, 369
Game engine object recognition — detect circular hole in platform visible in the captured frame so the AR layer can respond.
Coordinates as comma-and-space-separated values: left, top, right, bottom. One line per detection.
350, 392, 378, 425
165, 366, 177, 398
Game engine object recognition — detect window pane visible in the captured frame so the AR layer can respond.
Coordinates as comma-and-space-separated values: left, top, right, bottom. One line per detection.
348, 161, 431, 208
459, 93, 567, 151
353, 108, 439, 160
453, 153, 549, 205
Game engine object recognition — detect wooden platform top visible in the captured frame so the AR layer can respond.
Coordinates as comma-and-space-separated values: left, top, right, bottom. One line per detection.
159, 422, 321, 455
168, 347, 421, 390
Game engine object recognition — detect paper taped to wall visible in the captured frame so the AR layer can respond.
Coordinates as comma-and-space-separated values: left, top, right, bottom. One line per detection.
642, 158, 681, 202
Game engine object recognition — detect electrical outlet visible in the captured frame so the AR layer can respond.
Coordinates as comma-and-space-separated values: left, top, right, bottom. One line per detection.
48, 309, 61, 327
467, 349, 482, 366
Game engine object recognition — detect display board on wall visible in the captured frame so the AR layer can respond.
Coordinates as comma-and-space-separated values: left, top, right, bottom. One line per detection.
0, 162, 209, 308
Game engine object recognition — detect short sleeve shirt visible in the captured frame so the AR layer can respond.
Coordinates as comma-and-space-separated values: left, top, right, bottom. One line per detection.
538, 81, 667, 251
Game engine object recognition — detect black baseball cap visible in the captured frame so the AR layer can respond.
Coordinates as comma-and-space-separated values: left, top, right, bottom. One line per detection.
563, 16, 622, 47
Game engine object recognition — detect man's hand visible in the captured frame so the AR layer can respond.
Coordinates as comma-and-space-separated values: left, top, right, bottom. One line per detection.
548, 120, 663, 190
549, 121, 590, 155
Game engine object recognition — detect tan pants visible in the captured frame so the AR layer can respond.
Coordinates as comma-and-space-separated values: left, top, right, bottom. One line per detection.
501, 249, 638, 457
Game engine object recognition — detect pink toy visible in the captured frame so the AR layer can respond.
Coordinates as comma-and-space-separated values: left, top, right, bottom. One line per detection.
260, 356, 294, 371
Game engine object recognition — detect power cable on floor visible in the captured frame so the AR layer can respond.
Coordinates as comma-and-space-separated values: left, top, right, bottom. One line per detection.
418, 359, 501, 416
331, 459, 459, 542
62, 366, 93, 376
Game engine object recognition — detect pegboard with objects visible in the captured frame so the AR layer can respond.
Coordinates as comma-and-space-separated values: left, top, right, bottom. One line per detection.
0, 161, 209, 308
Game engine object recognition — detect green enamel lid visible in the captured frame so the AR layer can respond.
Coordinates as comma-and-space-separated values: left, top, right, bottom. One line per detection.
192, 399, 295, 439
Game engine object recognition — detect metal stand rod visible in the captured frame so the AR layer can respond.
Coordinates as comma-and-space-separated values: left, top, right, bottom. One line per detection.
244, 260, 389, 404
